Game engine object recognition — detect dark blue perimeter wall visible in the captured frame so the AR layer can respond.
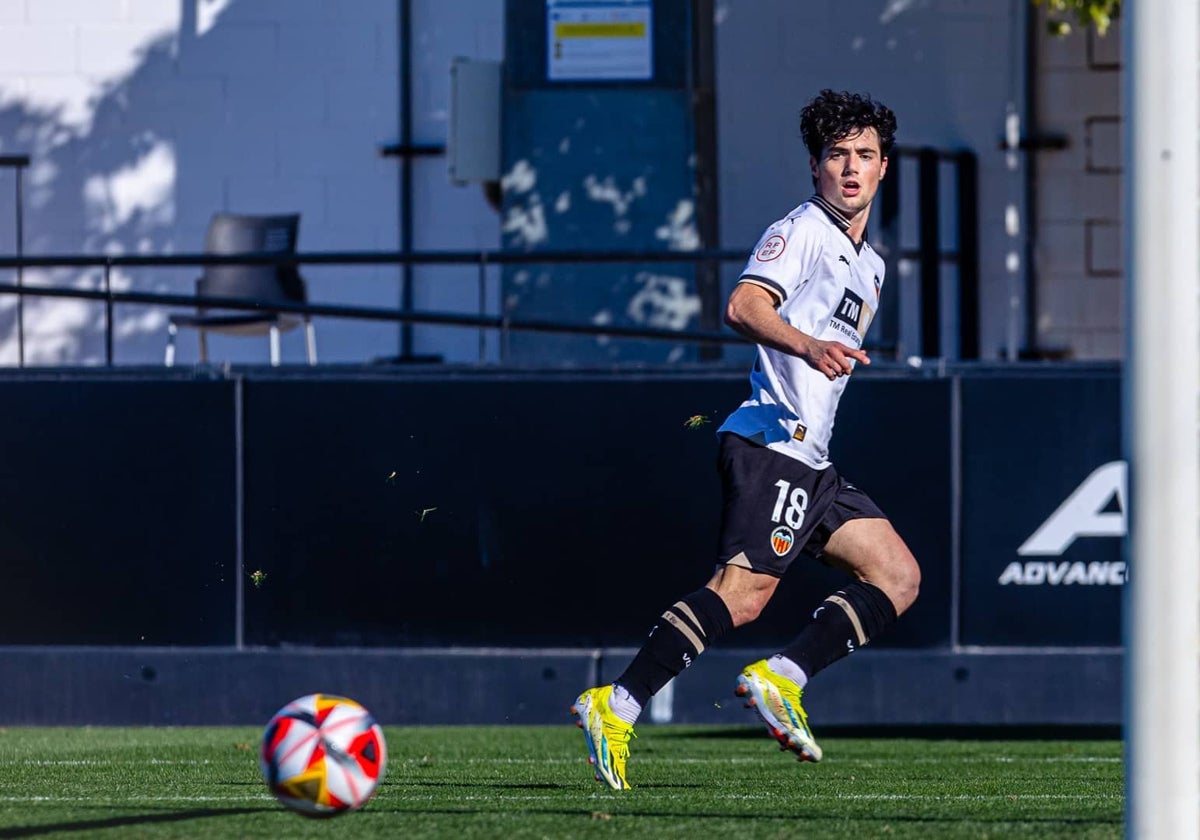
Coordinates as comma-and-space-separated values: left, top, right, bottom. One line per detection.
0, 365, 1122, 726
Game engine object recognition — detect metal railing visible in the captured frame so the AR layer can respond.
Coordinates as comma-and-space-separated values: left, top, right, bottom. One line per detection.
878, 147, 980, 359
0, 146, 978, 367
0, 248, 752, 366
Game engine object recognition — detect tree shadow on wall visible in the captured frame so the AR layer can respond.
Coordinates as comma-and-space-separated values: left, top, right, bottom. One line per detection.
0, 0, 341, 365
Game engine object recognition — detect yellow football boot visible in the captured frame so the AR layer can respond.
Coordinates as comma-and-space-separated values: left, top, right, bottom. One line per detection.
735, 659, 823, 762
571, 685, 635, 790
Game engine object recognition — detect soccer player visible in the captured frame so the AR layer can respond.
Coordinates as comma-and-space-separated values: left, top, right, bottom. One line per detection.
572, 90, 920, 790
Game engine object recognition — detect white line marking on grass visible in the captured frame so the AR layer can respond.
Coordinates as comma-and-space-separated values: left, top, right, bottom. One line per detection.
844, 756, 1121, 765
449, 758, 763, 765
0, 791, 1123, 807
0, 796, 274, 803
984, 756, 1120, 763
831, 793, 1125, 802
444, 756, 1120, 766
8, 759, 213, 767
389, 792, 1124, 803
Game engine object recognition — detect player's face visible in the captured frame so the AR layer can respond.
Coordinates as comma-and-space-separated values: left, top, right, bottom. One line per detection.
810, 127, 888, 220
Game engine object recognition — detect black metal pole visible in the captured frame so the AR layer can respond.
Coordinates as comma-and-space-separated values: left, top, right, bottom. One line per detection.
398, 0, 415, 358
956, 152, 980, 359
0, 155, 34, 367
15, 165, 23, 367
877, 148, 901, 357
1022, 5, 1039, 357
478, 250, 487, 362
104, 262, 114, 366
918, 148, 940, 358
691, 0, 721, 361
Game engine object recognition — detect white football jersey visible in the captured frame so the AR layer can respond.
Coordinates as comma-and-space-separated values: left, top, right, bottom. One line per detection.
718, 196, 885, 469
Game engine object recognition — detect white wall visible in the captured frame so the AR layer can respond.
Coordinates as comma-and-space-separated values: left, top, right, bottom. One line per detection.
714, 0, 1028, 361
1032, 19, 1121, 359
0, 1, 1119, 366
0, 0, 503, 366
409, 0, 503, 364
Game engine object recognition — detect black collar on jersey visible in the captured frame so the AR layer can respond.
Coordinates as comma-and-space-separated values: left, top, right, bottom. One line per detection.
809, 194, 867, 253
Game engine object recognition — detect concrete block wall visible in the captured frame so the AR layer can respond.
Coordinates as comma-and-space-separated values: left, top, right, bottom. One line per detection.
0, 0, 503, 366
714, 0, 1029, 361
0, 1, 1124, 366
1032, 19, 1122, 359
408, 0, 504, 364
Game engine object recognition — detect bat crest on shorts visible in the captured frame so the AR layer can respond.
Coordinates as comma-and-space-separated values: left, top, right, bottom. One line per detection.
770, 525, 795, 557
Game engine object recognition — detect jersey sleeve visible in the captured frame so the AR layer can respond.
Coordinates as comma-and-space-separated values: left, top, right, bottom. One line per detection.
736, 216, 823, 305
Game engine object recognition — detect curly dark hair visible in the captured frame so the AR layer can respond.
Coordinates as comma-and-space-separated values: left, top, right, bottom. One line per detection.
800, 90, 897, 159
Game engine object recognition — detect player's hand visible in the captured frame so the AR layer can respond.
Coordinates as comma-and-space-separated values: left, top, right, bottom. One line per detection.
802, 338, 870, 380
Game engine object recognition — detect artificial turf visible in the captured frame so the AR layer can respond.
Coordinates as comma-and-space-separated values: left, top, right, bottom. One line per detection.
0, 725, 1122, 838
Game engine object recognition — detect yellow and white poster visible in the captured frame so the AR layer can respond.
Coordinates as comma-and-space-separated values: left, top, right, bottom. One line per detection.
547, 0, 653, 81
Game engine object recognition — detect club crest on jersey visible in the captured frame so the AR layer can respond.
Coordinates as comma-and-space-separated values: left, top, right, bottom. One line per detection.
756, 234, 786, 262
770, 526, 795, 557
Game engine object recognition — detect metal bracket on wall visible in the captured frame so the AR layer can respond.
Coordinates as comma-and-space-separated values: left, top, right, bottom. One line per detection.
378, 143, 446, 158
998, 134, 1070, 151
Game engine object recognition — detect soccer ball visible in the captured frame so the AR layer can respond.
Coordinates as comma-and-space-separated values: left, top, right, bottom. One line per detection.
259, 693, 387, 817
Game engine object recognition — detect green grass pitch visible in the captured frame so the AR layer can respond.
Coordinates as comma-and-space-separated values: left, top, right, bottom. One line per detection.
0, 725, 1122, 838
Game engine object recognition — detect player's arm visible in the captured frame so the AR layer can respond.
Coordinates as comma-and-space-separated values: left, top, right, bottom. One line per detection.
725, 283, 870, 381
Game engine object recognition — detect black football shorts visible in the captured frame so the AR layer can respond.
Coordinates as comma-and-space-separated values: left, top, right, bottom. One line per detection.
716, 431, 888, 576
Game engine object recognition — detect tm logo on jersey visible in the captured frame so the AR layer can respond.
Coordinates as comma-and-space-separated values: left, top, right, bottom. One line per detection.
831, 288, 875, 340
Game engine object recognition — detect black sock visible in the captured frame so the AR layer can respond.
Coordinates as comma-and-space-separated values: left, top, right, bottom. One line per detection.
616, 587, 733, 707
778, 581, 897, 681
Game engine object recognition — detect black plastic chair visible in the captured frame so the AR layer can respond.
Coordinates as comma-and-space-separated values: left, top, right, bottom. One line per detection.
165, 213, 317, 367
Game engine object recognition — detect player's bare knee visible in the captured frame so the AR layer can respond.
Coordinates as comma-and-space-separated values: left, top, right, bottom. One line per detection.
877, 553, 920, 615
726, 589, 772, 627
848, 544, 920, 615
707, 582, 770, 627
707, 567, 777, 627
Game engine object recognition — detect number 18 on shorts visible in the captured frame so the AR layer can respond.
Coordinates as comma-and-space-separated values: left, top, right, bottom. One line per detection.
717, 433, 851, 576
